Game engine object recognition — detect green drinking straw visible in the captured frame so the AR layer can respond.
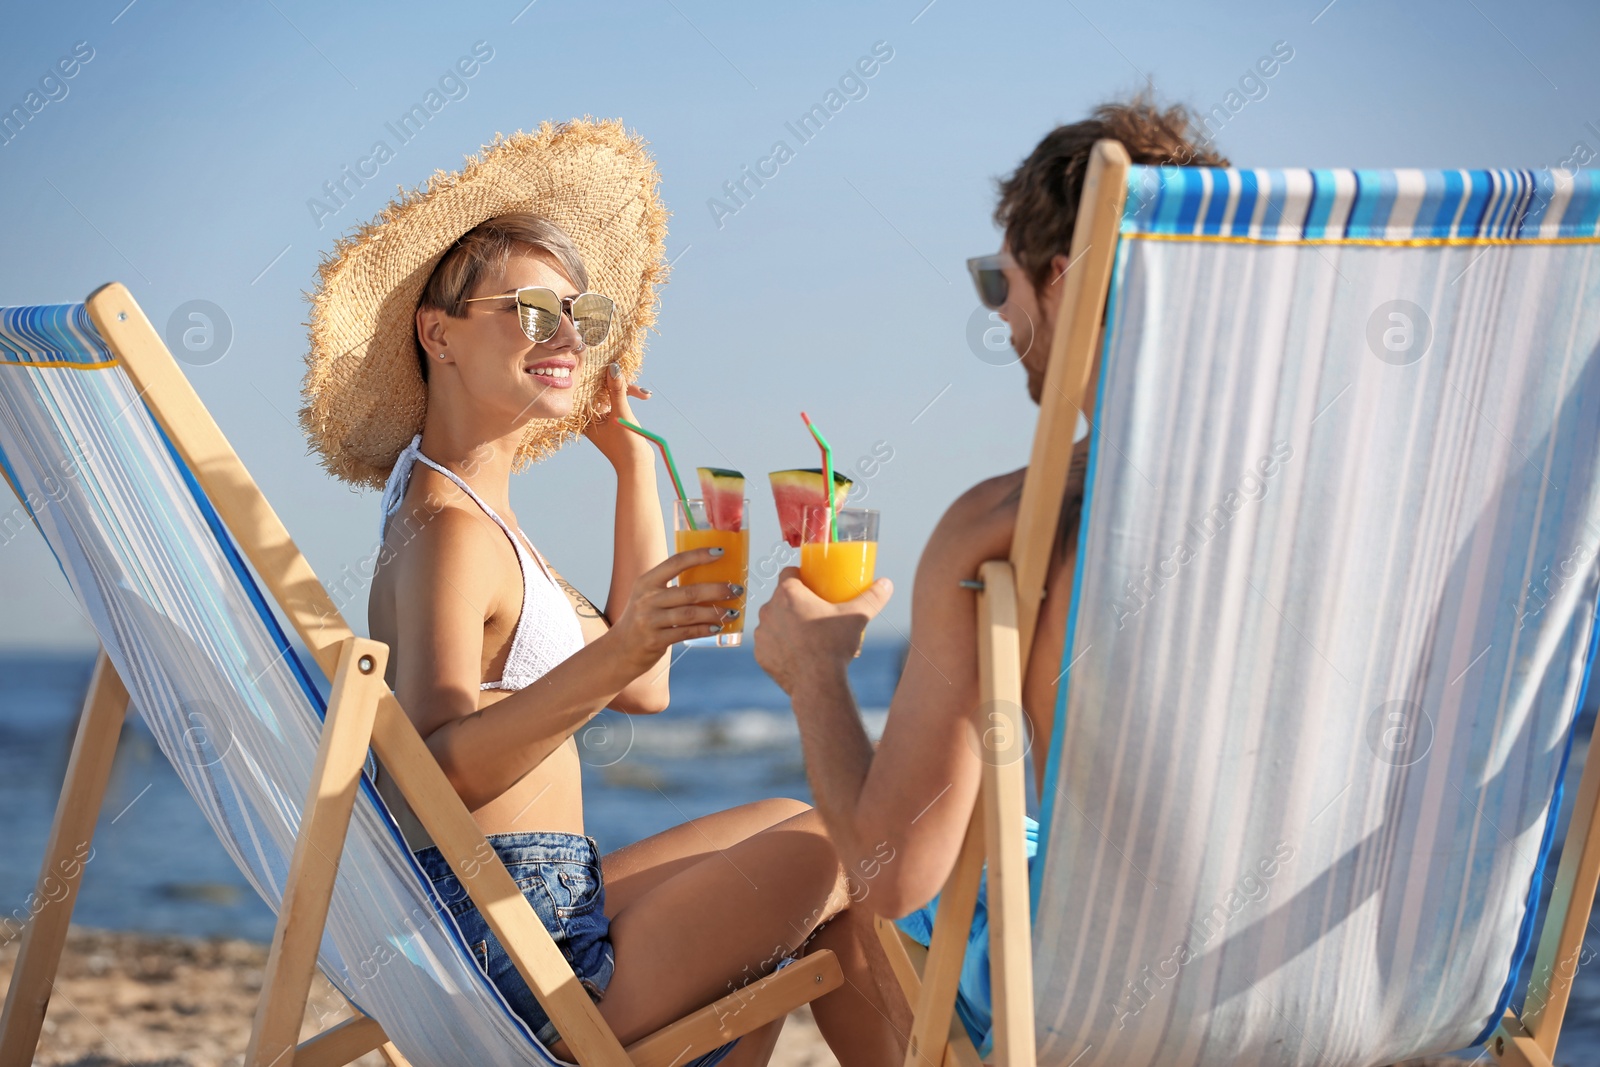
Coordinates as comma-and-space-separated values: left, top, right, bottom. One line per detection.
799, 411, 839, 542
618, 417, 696, 531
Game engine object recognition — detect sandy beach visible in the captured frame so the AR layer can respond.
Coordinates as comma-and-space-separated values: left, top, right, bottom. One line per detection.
0, 926, 1494, 1067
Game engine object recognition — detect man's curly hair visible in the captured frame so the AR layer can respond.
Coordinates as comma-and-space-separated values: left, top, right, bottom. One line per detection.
995, 95, 1230, 295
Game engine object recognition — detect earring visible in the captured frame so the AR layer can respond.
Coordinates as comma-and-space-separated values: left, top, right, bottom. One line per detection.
437, 352, 446, 359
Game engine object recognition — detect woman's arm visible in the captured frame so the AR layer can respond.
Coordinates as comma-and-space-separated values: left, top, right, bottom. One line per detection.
550, 550, 672, 717
603, 420, 668, 619
393, 505, 733, 810
580, 362, 673, 713
601, 442, 672, 713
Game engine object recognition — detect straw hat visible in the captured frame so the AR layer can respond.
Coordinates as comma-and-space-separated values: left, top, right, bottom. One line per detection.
298, 117, 670, 490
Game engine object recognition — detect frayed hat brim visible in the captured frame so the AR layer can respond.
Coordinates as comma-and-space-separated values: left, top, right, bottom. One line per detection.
299, 117, 670, 490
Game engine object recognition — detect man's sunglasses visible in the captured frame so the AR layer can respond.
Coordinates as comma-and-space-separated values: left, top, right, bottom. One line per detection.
966, 251, 1018, 311
461, 287, 615, 347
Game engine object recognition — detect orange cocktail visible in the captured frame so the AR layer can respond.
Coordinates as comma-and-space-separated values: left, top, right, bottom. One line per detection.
674, 498, 749, 647
798, 506, 880, 604
800, 540, 878, 603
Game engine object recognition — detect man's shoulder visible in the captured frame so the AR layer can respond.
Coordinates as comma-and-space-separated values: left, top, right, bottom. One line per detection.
934, 470, 1024, 537
921, 467, 1028, 573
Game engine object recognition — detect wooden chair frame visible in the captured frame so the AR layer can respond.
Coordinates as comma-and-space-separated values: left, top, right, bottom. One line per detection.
871, 139, 1600, 1067
0, 282, 842, 1067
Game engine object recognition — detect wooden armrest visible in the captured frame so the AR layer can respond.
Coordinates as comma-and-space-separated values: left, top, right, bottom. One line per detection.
625, 950, 842, 1067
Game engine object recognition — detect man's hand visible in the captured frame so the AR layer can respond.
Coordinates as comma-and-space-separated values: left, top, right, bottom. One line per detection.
753, 568, 893, 694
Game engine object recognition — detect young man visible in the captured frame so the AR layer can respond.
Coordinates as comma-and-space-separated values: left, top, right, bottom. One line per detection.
751, 97, 1229, 1052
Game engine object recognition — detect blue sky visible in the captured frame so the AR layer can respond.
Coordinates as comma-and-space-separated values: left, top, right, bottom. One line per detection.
2, 0, 1599, 647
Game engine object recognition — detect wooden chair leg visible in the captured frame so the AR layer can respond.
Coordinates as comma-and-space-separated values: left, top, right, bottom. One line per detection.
0, 649, 129, 1064
886, 564, 1038, 1067
876, 915, 926, 1004
245, 636, 389, 1067
1491, 1009, 1557, 1067
292, 1014, 388, 1067
289, 997, 414, 1067
376, 1040, 413, 1067
874, 918, 983, 1067
976, 561, 1036, 1067
1518, 666, 1600, 1062
901, 820, 985, 1067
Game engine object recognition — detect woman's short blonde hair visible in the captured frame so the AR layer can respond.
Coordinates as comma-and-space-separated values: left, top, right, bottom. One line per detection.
415, 213, 590, 381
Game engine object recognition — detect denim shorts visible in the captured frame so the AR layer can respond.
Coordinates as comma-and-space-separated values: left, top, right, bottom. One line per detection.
414, 831, 615, 1049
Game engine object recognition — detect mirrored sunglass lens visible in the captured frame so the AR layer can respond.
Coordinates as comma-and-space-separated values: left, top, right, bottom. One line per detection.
571, 294, 614, 346
517, 289, 561, 342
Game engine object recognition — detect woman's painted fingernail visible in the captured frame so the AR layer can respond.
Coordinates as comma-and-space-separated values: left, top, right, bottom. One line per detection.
709, 547, 724, 556
608, 362, 621, 378
726, 608, 741, 619
730, 584, 745, 597
640, 387, 654, 396
710, 624, 723, 634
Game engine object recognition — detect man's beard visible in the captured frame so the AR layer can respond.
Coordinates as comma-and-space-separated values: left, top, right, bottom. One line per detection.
1019, 316, 1049, 405
1026, 366, 1044, 405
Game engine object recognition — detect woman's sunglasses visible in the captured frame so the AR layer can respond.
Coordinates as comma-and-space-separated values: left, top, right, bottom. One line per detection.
461, 287, 615, 347
966, 251, 1017, 311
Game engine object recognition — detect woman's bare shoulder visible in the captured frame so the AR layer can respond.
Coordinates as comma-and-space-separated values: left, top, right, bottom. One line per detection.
389, 501, 508, 614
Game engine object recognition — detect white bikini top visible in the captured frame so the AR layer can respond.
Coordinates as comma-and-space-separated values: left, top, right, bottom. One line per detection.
378, 433, 585, 691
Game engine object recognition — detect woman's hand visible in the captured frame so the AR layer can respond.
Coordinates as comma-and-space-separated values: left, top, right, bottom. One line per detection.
584, 361, 655, 469
754, 569, 893, 695
600, 547, 744, 680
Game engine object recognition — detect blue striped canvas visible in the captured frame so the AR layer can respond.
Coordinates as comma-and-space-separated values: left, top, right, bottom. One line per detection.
1124, 166, 1600, 242
1030, 167, 1600, 1065
0, 302, 577, 1066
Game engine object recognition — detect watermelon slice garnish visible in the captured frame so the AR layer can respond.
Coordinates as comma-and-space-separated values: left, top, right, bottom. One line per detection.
769, 468, 853, 547
696, 467, 746, 531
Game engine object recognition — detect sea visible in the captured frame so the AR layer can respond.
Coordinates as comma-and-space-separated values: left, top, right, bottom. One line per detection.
2, 645, 1598, 1063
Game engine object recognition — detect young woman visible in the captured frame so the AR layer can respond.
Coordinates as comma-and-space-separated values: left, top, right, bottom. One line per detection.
300, 122, 905, 1066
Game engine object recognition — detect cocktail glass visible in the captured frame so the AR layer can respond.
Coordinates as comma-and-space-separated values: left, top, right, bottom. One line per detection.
674, 497, 749, 647
799, 506, 879, 604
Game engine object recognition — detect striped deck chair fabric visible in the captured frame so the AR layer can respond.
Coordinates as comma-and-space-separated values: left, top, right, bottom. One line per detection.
1030, 167, 1600, 1065
0, 302, 624, 1065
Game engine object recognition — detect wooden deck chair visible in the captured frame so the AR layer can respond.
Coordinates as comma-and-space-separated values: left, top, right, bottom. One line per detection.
0, 283, 843, 1067
876, 143, 1600, 1067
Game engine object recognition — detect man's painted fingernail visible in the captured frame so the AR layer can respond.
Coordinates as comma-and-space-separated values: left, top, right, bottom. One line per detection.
730, 584, 745, 597
608, 362, 621, 378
